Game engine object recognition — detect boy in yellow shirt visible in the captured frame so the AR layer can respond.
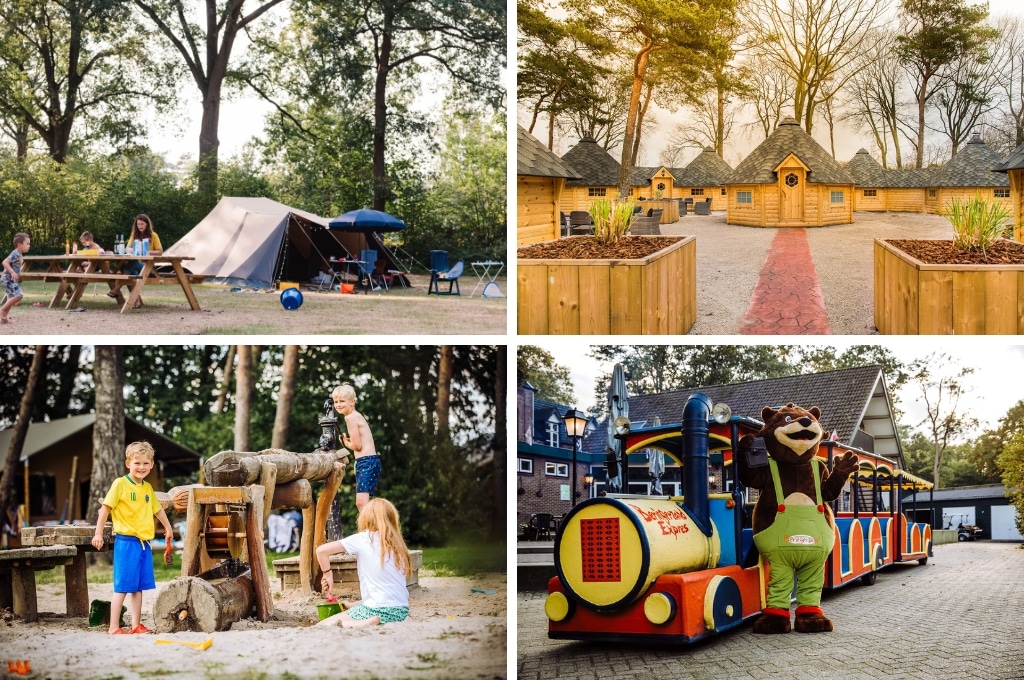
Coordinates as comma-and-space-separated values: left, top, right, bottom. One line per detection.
91, 441, 174, 635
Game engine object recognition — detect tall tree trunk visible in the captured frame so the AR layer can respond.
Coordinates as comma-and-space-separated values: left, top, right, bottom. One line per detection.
235, 346, 253, 451
372, 14, 394, 211
87, 347, 125, 524
492, 346, 506, 539
271, 346, 300, 449
916, 88, 927, 168
436, 346, 453, 439
215, 345, 237, 414
51, 346, 82, 419
0, 346, 46, 530
619, 44, 654, 198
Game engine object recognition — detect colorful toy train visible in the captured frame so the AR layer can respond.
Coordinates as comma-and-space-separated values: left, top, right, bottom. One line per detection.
545, 393, 933, 643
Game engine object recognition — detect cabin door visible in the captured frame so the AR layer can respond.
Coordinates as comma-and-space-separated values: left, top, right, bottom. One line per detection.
779, 168, 804, 221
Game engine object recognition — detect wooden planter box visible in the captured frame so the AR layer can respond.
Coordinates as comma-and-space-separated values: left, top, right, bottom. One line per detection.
873, 239, 1024, 334
518, 236, 696, 334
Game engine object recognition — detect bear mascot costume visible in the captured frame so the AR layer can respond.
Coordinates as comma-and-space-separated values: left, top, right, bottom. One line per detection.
738, 403, 859, 634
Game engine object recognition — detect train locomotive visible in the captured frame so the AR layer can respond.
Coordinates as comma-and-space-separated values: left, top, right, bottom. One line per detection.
545, 393, 934, 644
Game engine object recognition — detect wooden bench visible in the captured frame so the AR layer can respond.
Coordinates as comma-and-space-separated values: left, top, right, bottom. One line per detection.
0, 546, 78, 621
19, 525, 113, 619
272, 549, 422, 597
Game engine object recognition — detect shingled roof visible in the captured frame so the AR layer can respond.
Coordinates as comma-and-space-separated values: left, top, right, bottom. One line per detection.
846, 149, 888, 187
562, 135, 621, 186
885, 168, 935, 188
727, 118, 855, 185
630, 166, 664, 186
677, 147, 734, 187
517, 125, 580, 179
582, 365, 898, 460
934, 134, 1008, 187
993, 140, 1024, 173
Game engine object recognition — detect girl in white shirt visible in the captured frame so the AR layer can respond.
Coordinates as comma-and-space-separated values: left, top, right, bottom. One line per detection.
316, 497, 412, 627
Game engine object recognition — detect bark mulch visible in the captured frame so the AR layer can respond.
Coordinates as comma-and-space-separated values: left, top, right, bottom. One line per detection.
886, 239, 1024, 265
518, 236, 685, 260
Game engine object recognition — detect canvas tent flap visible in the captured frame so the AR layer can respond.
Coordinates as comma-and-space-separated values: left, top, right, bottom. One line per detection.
165, 197, 385, 286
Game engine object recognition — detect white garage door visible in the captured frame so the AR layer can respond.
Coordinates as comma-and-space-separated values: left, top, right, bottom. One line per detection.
991, 505, 1024, 541
942, 506, 976, 530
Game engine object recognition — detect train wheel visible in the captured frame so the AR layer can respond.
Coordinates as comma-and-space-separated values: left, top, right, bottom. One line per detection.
917, 557, 928, 565
703, 575, 743, 632
860, 570, 877, 586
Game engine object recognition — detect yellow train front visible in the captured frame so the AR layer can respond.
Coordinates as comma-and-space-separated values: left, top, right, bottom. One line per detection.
546, 393, 765, 643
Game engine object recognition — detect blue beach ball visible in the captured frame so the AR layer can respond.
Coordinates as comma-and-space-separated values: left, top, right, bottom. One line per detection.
280, 288, 303, 310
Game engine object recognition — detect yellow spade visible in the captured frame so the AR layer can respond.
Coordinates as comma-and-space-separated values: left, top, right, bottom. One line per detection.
155, 638, 213, 651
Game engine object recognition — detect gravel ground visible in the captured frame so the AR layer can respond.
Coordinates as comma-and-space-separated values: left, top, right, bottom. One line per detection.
660, 210, 956, 335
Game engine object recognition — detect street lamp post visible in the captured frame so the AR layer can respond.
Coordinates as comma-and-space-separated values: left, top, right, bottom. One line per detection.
562, 408, 588, 506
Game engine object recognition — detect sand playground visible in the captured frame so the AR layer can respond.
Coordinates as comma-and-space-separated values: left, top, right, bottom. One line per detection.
0, 570, 506, 679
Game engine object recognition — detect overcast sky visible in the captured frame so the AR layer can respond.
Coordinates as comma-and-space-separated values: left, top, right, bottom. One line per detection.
529, 340, 1024, 439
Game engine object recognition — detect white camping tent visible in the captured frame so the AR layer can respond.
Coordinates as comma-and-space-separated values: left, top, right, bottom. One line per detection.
165, 197, 391, 286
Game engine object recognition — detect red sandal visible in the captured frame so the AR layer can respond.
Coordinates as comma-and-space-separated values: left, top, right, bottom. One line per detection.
108, 628, 128, 635
130, 624, 151, 634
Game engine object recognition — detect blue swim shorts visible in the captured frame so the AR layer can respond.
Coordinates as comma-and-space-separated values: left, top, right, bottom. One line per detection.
112, 534, 156, 594
1, 274, 22, 300
355, 455, 381, 495
346, 604, 408, 624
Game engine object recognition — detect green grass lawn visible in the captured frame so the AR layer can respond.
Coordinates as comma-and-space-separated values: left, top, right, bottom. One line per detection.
36, 542, 506, 585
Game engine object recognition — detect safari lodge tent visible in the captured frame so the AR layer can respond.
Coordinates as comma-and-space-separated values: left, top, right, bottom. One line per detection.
0, 415, 201, 530
517, 126, 581, 246
724, 117, 855, 227
165, 197, 396, 287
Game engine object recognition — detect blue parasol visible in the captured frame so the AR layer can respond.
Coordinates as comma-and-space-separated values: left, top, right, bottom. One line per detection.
328, 208, 406, 232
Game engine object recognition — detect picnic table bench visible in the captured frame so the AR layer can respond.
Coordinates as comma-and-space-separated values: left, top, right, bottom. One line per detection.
5, 525, 115, 621
19, 254, 201, 313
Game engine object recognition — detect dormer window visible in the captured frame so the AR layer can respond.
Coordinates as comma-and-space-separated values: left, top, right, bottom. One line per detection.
546, 420, 559, 447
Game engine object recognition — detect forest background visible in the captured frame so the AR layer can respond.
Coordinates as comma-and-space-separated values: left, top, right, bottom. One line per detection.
0, 345, 506, 546
0, 0, 506, 268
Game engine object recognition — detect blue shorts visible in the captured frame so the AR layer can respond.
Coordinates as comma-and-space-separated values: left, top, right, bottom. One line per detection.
347, 604, 408, 624
112, 534, 156, 593
1, 274, 22, 300
355, 455, 381, 495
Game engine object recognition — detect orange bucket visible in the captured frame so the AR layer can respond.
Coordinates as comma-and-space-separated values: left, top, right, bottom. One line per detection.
340, 283, 355, 294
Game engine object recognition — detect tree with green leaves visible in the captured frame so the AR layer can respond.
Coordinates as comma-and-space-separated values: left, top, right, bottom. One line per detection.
132, 0, 288, 207
0, 0, 174, 162
561, 0, 736, 197
908, 353, 977, 488
292, 0, 505, 212
895, 0, 996, 168
517, 346, 575, 406
969, 400, 1024, 484
997, 430, 1024, 535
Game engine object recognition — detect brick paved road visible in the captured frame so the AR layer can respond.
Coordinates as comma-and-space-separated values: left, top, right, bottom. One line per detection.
517, 542, 1024, 679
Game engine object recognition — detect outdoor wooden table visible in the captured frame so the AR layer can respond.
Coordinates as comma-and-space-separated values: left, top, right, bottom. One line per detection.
19, 525, 113, 618
19, 254, 200, 313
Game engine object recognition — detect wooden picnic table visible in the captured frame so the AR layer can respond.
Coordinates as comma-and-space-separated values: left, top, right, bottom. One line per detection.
19, 254, 201, 313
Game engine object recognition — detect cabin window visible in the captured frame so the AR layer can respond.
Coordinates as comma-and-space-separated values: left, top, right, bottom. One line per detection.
785, 173, 799, 187
546, 462, 569, 477
657, 182, 666, 191
928, 189, 937, 198
995, 188, 1010, 198
588, 187, 606, 197
737, 191, 752, 204
863, 189, 877, 197
691, 188, 704, 196
830, 191, 844, 203
546, 421, 559, 447
721, 188, 726, 195
517, 458, 533, 474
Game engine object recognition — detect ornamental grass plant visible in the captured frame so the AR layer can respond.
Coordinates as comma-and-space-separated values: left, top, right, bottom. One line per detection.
590, 198, 637, 244
943, 193, 1012, 258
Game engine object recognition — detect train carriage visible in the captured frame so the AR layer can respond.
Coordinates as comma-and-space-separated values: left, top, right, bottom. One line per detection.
546, 393, 933, 644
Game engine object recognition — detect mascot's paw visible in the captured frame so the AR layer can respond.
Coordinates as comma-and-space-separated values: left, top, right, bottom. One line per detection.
753, 608, 791, 634
793, 606, 834, 633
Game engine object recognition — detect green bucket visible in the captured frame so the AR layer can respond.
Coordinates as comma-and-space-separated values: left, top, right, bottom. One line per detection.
88, 600, 128, 627
316, 602, 342, 621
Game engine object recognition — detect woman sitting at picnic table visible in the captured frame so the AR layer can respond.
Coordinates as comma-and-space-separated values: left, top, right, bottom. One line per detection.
123, 214, 162, 275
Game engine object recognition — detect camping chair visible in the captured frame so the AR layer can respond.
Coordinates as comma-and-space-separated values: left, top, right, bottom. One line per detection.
359, 249, 386, 291
428, 259, 463, 295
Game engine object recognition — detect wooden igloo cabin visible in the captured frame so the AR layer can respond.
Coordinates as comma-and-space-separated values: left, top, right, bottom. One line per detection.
516, 125, 580, 246
558, 134, 622, 211
676, 147, 734, 211
993, 140, 1024, 241
724, 117, 854, 227
923, 133, 1011, 215
846, 149, 932, 213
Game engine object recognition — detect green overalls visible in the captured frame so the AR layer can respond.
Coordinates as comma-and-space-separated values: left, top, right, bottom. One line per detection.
753, 458, 833, 610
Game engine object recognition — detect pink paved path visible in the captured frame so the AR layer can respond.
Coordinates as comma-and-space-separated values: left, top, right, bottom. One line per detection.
739, 228, 832, 334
